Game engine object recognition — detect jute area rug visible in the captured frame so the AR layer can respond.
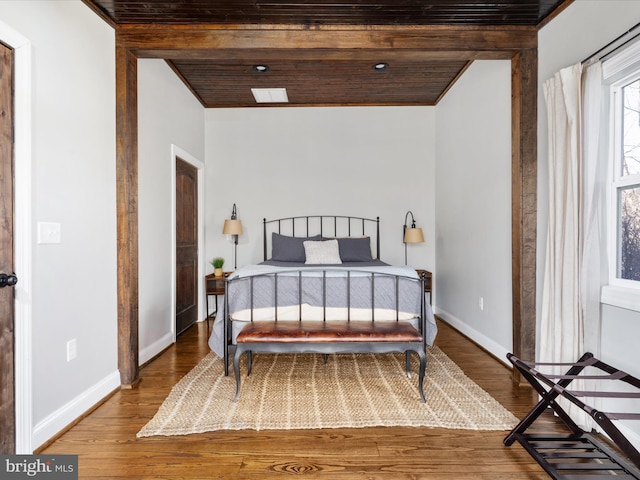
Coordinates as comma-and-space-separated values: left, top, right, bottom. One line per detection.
137, 347, 518, 437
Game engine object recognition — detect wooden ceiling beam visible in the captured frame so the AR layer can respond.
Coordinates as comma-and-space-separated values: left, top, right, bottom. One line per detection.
136, 48, 517, 62
116, 24, 537, 57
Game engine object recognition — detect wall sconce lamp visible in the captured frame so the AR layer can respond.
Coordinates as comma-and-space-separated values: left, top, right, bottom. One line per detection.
223, 203, 243, 270
403, 210, 424, 265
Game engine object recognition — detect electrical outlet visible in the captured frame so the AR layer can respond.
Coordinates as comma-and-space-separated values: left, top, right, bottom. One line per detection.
67, 339, 77, 362
479, 296, 484, 311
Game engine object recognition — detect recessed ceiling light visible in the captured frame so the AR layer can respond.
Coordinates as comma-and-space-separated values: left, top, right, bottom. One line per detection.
253, 65, 269, 73
251, 88, 289, 103
373, 62, 388, 71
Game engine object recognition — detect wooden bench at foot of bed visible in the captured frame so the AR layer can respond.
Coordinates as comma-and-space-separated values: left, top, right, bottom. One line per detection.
233, 320, 427, 403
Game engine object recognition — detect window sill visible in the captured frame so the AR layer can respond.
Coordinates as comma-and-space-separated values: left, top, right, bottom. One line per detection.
601, 285, 640, 313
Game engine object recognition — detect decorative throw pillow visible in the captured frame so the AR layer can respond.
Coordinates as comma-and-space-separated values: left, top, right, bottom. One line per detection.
303, 239, 342, 264
272, 233, 322, 262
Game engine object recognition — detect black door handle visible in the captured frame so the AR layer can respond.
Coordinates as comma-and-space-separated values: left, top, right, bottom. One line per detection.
0, 273, 18, 288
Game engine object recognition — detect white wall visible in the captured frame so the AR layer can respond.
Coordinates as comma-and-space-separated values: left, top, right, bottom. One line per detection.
138, 59, 205, 362
434, 60, 513, 361
204, 107, 436, 272
0, 6, 207, 452
0, 1, 118, 450
538, 0, 640, 450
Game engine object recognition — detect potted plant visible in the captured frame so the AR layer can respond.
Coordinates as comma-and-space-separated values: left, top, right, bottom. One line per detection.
211, 257, 225, 277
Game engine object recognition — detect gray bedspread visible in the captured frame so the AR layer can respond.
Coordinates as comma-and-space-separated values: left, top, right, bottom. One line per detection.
208, 263, 438, 357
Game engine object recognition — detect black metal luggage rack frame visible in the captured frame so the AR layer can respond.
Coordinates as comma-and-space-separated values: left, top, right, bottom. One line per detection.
504, 352, 640, 479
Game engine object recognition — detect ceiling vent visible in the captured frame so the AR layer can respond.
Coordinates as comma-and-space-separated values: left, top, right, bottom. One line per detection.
251, 88, 289, 103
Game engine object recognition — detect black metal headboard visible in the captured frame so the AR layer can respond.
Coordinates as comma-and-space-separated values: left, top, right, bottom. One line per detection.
263, 215, 380, 261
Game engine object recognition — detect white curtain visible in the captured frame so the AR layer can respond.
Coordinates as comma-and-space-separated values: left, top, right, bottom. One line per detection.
540, 61, 607, 428
580, 61, 607, 359
541, 63, 584, 365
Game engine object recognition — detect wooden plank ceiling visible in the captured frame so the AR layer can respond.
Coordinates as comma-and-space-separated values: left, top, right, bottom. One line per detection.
85, 0, 571, 107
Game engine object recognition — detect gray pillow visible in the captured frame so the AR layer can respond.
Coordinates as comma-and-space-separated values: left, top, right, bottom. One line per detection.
336, 237, 373, 262
271, 233, 322, 262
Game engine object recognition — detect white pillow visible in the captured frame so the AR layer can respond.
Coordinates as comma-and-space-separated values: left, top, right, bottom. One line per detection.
303, 239, 342, 264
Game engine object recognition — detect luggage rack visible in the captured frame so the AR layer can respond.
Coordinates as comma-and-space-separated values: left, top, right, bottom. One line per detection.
504, 352, 640, 479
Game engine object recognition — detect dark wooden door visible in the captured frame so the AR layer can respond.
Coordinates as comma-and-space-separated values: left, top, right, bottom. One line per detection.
0, 41, 15, 454
175, 158, 198, 336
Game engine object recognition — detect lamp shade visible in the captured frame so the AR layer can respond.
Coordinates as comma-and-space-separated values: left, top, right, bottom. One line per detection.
223, 219, 243, 235
404, 227, 424, 244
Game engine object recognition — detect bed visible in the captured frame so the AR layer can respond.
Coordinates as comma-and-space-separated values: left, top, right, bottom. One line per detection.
208, 215, 438, 399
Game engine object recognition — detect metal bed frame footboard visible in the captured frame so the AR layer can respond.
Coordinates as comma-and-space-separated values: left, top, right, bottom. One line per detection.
223, 269, 429, 402
263, 215, 381, 261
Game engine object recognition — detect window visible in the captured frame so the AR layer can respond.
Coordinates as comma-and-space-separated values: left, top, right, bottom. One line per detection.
606, 41, 640, 291
600, 38, 640, 310
613, 78, 640, 282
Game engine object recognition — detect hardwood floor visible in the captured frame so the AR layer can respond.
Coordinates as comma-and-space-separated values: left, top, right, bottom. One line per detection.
40, 320, 563, 479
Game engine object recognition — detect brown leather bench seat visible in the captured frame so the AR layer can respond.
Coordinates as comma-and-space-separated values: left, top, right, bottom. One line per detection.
233, 319, 427, 403
236, 320, 423, 343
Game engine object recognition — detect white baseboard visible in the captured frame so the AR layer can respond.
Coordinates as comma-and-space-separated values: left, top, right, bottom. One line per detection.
433, 307, 511, 366
139, 332, 174, 366
32, 331, 174, 450
32, 370, 120, 450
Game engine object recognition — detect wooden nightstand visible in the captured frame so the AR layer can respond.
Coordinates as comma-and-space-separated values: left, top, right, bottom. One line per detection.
415, 269, 432, 305
205, 273, 229, 334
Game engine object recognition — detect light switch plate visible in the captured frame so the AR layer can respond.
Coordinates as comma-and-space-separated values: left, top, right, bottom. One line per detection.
67, 338, 77, 362
37, 222, 62, 244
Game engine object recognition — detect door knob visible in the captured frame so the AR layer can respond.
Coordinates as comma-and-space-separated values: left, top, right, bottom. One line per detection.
0, 273, 18, 288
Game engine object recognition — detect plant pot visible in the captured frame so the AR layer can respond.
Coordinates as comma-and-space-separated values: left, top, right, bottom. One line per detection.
214, 268, 223, 277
